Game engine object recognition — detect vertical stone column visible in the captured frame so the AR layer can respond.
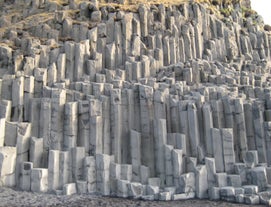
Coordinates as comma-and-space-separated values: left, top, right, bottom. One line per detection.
1, 75, 13, 100
78, 100, 90, 155
138, 5, 148, 37
63, 102, 78, 151
126, 88, 135, 134
56, 53, 66, 82
132, 85, 141, 132
71, 147, 85, 182
211, 128, 224, 173
209, 16, 217, 39
24, 76, 34, 121
172, 149, 183, 186
165, 145, 174, 186
187, 102, 200, 158
0, 100, 11, 121
121, 90, 130, 164
155, 119, 167, 187
154, 89, 167, 125
202, 104, 213, 157
96, 154, 111, 196
114, 21, 123, 67
131, 35, 141, 57
110, 89, 122, 164
47, 64, 57, 87
154, 48, 164, 70
84, 156, 96, 193
16, 123, 31, 185
130, 130, 141, 182
106, 16, 115, 44
105, 43, 116, 70
29, 98, 41, 138
233, 98, 248, 161
20, 162, 33, 191
222, 97, 236, 160
139, 85, 155, 176
222, 97, 234, 129
194, 24, 203, 59
179, 101, 191, 156
131, 61, 141, 81
4, 121, 17, 147
48, 150, 60, 192
0, 119, 5, 146
252, 102, 267, 163
30, 137, 43, 168
205, 157, 216, 191
0, 146, 16, 187
86, 53, 102, 82
90, 116, 103, 155
50, 89, 66, 150
162, 36, 170, 66
97, 24, 106, 68
40, 98, 51, 166
178, 37, 185, 63
121, 14, 132, 63
262, 32, 270, 59
157, 4, 166, 29
264, 122, 271, 166
88, 27, 97, 57
181, 24, 192, 61
221, 128, 235, 174
12, 76, 24, 121
170, 96, 180, 133
64, 41, 75, 81
175, 133, 187, 155
59, 151, 70, 187
195, 165, 208, 199
169, 37, 177, 65
34, 68, 47, 98
211, 100, 225, 129
100, 96, 111, 155
244, 102, 256, 150
74, 42, 86, 81
31, 168, 48, 193
257, 32, 266, 60
110, 162, 121, 196
141, 56, 150, 79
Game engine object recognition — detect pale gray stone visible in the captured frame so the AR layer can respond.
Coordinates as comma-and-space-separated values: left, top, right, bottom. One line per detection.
31, 168, 48, 193
63, 183, 77, 195
127, 182, 144, 198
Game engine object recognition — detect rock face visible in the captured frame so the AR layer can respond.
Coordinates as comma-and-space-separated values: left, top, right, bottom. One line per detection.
0, 0, 271, 204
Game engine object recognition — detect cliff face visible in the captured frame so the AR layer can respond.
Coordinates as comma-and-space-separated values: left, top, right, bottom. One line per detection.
0, 0, 271, 204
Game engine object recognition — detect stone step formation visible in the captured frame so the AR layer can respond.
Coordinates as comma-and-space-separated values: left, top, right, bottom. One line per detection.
0, 0, 271, 205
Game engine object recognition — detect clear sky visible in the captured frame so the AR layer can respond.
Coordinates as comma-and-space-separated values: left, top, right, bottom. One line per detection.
250, 0, 271, 25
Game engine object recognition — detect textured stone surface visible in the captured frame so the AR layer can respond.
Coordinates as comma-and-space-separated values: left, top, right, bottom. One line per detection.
0, 0, 270, 205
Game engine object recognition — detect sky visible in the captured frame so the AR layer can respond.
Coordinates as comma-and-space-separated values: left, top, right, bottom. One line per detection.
250, 0, 271, 25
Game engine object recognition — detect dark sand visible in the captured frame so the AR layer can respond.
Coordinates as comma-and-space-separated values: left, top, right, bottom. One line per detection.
0, 187, 265, 207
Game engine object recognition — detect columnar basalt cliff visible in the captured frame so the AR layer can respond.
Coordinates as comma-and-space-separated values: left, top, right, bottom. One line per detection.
0, 0, 271, 205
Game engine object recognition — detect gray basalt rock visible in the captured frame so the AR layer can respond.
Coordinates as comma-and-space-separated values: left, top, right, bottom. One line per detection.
0, 0, 271, 205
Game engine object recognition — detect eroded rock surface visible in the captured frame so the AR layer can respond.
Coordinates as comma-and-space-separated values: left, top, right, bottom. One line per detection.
0, 0, 271, 205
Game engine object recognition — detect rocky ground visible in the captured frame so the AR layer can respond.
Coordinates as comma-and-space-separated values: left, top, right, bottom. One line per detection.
0, 187, 265, 207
